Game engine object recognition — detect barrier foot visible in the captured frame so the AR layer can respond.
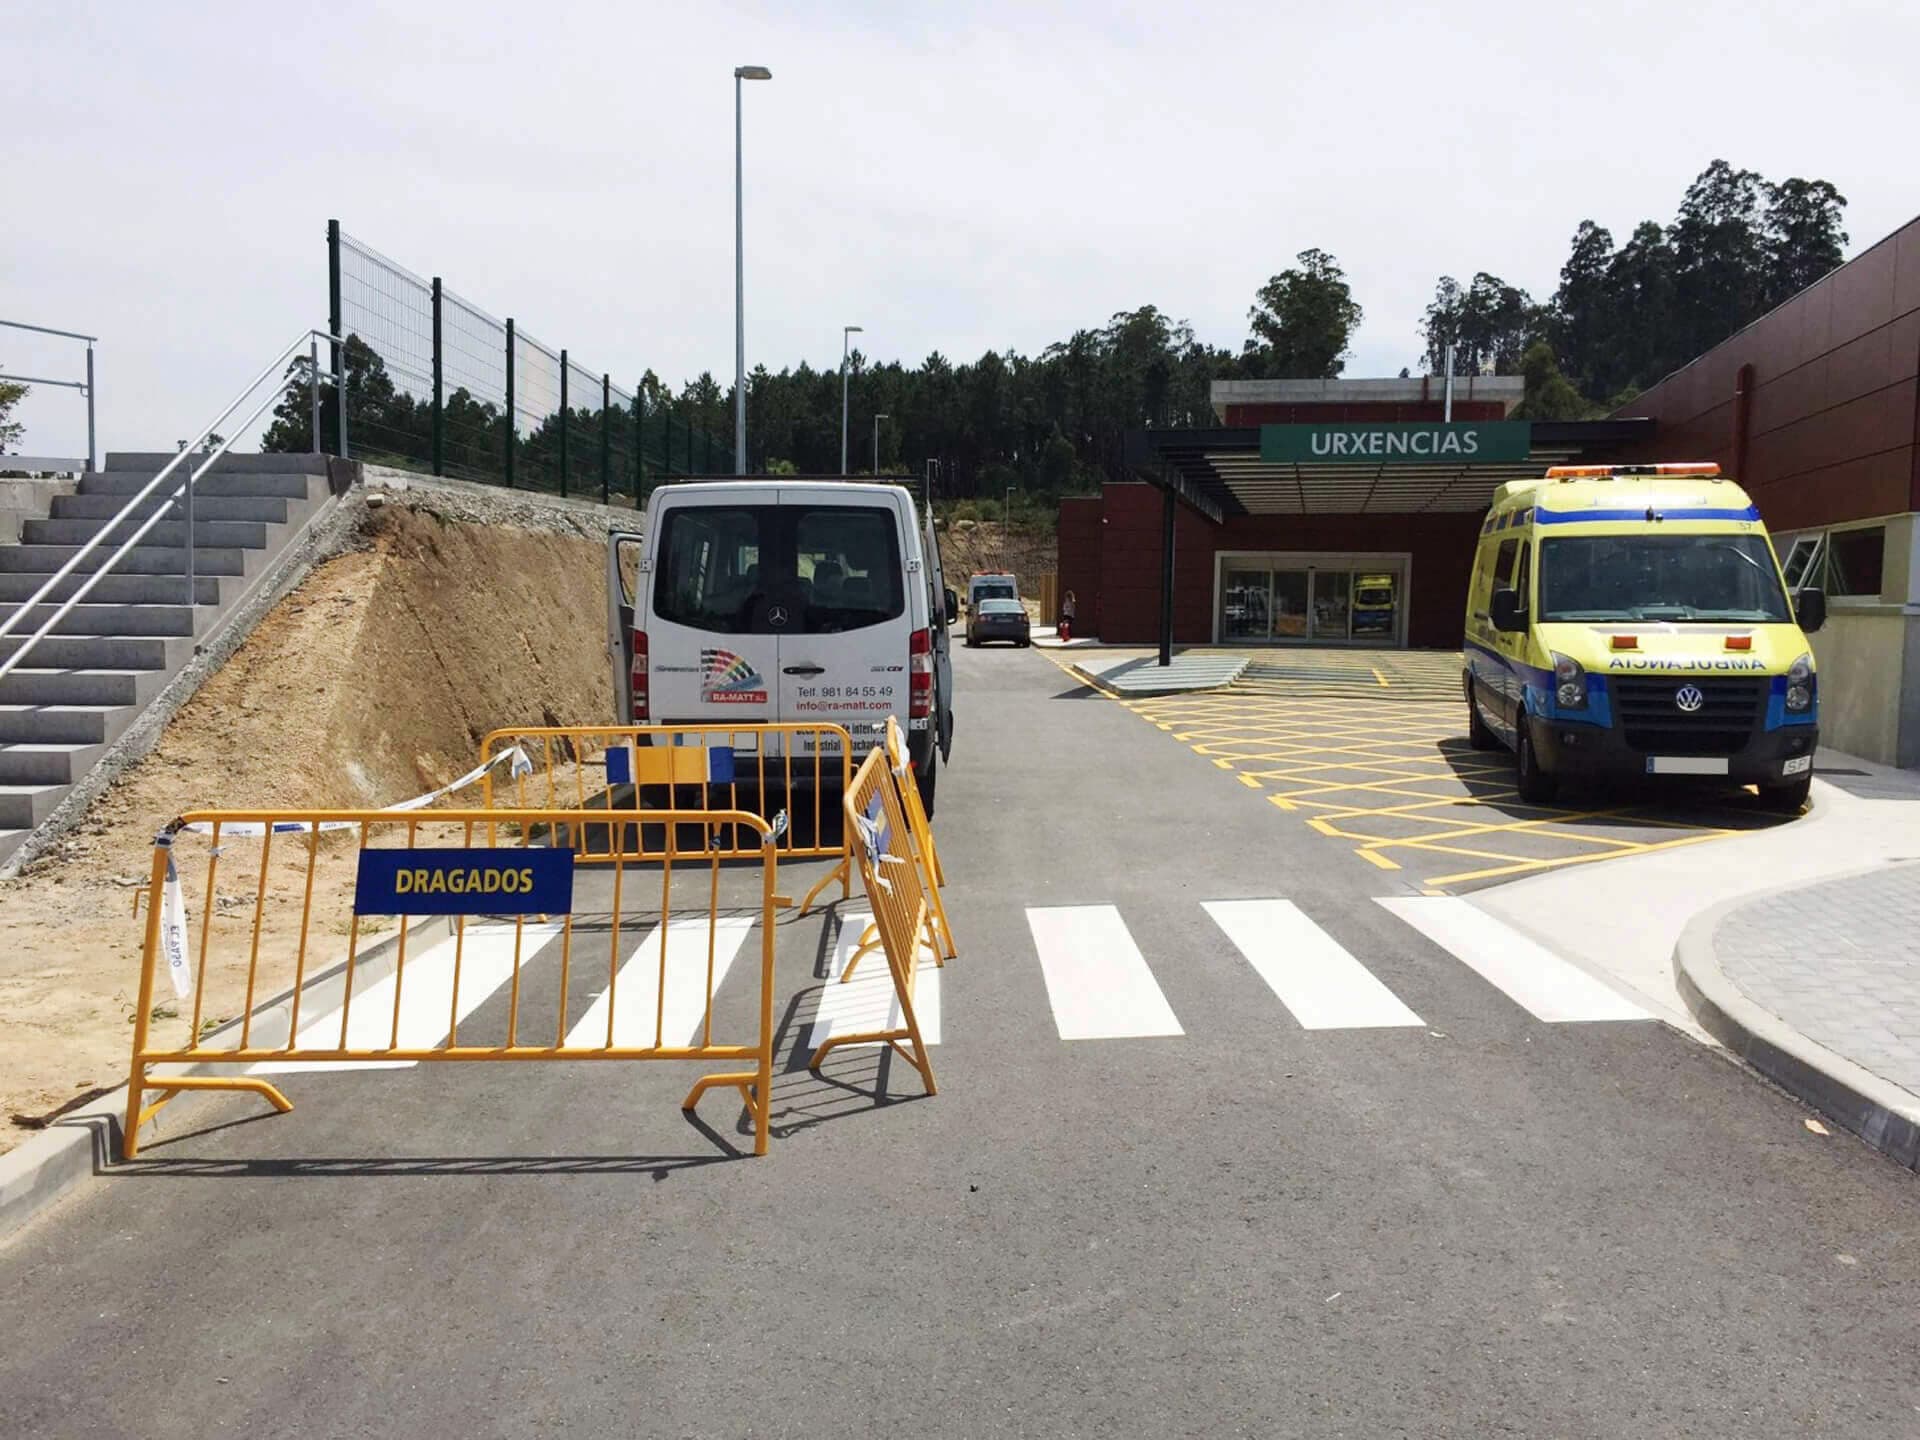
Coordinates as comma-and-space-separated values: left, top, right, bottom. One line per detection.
682, 1071, 768, 1155
810, 1031, 937, 1097
122, 1075, 294, 1160
798, 858, 850, 918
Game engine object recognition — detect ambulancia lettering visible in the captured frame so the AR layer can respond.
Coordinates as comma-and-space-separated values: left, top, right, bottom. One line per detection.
1605, 656, 1769, 672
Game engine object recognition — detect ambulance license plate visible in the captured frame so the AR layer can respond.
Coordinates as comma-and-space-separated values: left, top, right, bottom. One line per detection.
1645, 756, 1729, 775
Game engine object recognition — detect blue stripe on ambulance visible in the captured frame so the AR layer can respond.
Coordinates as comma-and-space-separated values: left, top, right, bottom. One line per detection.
1533, 505, 1761, 526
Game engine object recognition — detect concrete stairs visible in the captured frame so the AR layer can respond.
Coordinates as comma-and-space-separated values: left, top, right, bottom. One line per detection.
0, 452, 337, 864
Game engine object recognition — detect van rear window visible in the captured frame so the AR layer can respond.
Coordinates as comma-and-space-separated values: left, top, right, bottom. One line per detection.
653, 504, 904, 635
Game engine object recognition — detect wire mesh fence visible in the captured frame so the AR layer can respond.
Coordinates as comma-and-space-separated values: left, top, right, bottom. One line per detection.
314, 221, 735, 497
334, 235, 436, 472
440, 289, 509, 482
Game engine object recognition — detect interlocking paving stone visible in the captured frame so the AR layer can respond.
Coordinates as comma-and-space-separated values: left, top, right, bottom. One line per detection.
1718, 861, 1920, 1096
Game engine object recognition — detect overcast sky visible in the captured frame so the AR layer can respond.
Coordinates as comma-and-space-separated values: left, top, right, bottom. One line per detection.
9, 0, 1919, 457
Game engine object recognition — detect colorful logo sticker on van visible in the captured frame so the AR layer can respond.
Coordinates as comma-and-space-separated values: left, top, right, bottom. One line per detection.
700, 648, 769, 704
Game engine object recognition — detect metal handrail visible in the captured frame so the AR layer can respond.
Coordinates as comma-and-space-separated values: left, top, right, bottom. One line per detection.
2, 317, 99, 470
0, 328, 348, 686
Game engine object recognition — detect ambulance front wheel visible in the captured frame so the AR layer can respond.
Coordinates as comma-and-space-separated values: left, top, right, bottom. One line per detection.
1466, 681, 1498, 751
1758, 774, 1811, 815
1515, 720, 1559, 805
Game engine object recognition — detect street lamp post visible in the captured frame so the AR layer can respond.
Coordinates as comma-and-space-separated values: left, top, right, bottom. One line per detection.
872, 413, 889, 476
733, 64, 771, 473
840, 325, 863, 476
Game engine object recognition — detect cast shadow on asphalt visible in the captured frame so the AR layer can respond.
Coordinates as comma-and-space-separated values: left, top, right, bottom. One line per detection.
1434, 736, 1797, 834
104, 902, 920, 1179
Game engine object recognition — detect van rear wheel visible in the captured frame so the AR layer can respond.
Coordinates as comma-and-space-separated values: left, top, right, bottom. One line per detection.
915, 749, 937, 817
1515, 720, 1558, 805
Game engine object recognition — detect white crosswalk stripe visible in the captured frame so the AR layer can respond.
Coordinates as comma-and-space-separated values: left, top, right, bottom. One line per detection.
1377, 897, 1652, 1023
804, 911, 943, 1051
251, 921, 567, 1073
1204, 899, 1424, 1030
243, 892, 1653, 1079
565, 916, 757, 1050
1026, 904, 1183, 1040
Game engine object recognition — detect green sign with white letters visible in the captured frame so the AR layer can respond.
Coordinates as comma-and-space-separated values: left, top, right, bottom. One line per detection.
1259, 422, 1532, 464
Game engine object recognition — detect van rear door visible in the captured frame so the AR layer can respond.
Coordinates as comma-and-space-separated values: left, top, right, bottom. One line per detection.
607, 531, 643, 722
774, 488, 913, 762
644, 500, 779, 729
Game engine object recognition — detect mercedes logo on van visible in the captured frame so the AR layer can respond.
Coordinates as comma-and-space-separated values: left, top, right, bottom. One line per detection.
1674, 684, 1705, 713
767, 605, 789, 628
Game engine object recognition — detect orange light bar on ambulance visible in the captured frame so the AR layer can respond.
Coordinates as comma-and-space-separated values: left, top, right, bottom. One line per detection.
1725, 635, 1753, 651
1544, 462, 1722, 480
1610, 634, 1639, 650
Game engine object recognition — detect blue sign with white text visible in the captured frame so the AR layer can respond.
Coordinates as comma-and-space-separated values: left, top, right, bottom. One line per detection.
354, 847, 575, 916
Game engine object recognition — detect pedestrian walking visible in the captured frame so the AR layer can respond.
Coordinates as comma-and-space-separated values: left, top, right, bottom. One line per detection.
1059, 589, 1077, 642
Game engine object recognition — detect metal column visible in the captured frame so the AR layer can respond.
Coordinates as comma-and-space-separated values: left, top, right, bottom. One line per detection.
84, 343, 96, 472
327, 220, 343, 457
430, 277, 444, 476
600, 373, 611, 504
558, 351, 569, 497
1159, 485, 1175, 668
503, 319, 516, 488
631, 385, 643, 500
309, 336, 322, 453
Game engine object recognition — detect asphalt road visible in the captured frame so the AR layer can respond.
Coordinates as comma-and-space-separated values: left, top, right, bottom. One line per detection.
4, 643, 1919, 1437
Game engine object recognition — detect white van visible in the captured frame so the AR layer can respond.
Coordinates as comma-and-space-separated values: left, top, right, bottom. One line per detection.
606, 480, 957, 811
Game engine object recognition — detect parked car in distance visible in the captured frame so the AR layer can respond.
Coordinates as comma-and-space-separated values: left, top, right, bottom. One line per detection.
967, 597, 1031, 648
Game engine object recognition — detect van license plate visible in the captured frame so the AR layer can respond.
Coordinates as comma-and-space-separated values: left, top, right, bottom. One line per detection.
1782, 755, 1812, 776
1645, 756, 1729, 776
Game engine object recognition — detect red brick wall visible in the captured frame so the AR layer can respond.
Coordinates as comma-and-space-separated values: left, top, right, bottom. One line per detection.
1089, 483, 1481, 648
1614, 214, 1920, 531
1055, 496, 1103, 631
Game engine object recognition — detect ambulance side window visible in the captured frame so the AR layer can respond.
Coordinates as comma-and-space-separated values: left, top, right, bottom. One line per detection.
1492, 539, 1519, 592
1513, 542, 1532, 613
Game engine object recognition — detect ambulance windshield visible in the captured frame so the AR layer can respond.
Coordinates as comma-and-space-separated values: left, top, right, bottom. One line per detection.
1538, 534, 1793, 623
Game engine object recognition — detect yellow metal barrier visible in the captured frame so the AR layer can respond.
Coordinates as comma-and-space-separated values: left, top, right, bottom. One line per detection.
123, 805, 781, 1159
808, 747, 938, 1095
478, 723, 856, 913
842, 717, 956, 979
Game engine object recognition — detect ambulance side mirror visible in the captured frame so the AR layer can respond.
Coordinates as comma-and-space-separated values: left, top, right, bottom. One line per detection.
944, 588, 959, 625
1794, 586, 1827, 634
1489, 588, 1526, 633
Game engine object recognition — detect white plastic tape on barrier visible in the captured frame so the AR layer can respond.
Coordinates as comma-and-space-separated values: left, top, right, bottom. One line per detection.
176, 746, 534, 838
160, 848, 192, 999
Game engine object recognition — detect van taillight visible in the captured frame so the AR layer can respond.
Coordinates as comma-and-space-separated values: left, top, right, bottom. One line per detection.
909, 628, 932, 719
630, 630, 649, 722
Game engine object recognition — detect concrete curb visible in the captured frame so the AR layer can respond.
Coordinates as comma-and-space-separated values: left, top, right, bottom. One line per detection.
1672, 871, 1920, 1173
0, 912, 454, 1246
1067, 656, 1250, 698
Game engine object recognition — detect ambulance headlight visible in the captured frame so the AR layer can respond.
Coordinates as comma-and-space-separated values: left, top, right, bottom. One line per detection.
1786, 652, 1813, 713
1552, 652, 1587, 710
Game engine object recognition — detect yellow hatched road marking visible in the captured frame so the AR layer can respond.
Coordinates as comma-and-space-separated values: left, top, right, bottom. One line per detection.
1044, 643, 1768, 892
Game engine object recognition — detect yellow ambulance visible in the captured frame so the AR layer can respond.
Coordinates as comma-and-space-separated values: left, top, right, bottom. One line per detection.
1462, 463, 1824, 812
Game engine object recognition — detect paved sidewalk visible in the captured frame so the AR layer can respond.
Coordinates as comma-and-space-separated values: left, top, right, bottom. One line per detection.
1677, 858, 1920, 1171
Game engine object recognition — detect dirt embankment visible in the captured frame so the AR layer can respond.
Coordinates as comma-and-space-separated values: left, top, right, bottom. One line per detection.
0, 499, 615, 1148
937, 519, 1057, 599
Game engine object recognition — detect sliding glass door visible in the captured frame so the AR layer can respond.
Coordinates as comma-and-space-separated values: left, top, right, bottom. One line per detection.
1215, 556, 1405, 646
